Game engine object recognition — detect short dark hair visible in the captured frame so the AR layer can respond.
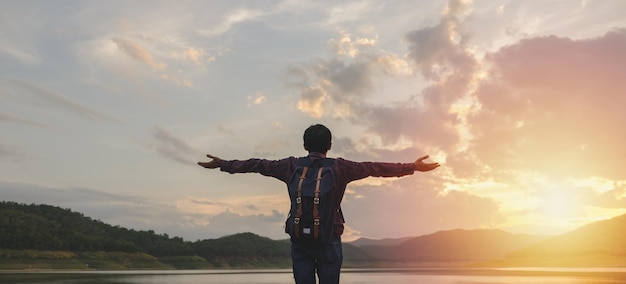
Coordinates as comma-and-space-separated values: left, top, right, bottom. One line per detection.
303, 124, 332, 153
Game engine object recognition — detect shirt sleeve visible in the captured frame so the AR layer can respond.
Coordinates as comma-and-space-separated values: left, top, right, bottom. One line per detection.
334, 158, 415, 184
219, 157, 296, 183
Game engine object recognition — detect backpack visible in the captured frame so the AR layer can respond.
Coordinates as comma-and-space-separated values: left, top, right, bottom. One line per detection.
285, 157, 336, 245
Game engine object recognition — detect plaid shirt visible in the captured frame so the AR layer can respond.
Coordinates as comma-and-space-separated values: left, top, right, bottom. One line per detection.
220, 152, 415, 236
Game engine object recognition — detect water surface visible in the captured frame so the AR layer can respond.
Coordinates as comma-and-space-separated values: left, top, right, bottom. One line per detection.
1, 267, 625, 284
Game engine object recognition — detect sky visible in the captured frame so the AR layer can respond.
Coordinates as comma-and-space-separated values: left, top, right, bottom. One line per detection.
1, 0, 626, 242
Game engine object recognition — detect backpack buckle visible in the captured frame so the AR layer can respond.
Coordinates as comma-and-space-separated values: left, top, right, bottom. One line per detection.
294, 217, 300, 224
314, 219, 320, 225
313, 197, 319, 204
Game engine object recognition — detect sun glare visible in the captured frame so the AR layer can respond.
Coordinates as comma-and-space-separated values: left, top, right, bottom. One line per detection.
541, 188, 578, 217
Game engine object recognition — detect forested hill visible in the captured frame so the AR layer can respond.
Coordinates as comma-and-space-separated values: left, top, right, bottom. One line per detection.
0, 201, 192, 255
0, 201, 292, 269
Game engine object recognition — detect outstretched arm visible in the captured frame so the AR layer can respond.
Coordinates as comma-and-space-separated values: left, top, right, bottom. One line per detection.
198, 154, 222, 169
197, 154, 294, 181
414, 155, 440, 172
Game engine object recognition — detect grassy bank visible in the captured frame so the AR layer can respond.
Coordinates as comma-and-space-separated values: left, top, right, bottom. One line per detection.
0, 249, 208, 270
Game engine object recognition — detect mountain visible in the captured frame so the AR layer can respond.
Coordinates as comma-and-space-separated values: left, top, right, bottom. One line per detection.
498, 213, 626, 266
348, 236, 414, 247
359, 229, 547, 265
192, 232, 291, 268
0, 201, 193, 256
2, 201, 625, 269
0, 201, 343, 269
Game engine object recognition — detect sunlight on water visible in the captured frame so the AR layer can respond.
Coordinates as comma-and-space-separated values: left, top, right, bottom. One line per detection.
1, 268, 625, 284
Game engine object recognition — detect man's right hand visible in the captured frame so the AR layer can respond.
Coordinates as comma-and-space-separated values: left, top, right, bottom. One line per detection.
198, 154, 222, 169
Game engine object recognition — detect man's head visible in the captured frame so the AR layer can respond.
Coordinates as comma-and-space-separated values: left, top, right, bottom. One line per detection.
303, 124, 332, 154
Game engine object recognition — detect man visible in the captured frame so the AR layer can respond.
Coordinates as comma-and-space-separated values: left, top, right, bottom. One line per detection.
198, 124, 440, 284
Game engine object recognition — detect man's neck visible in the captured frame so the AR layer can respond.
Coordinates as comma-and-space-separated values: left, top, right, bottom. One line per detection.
308, 152, 327, 158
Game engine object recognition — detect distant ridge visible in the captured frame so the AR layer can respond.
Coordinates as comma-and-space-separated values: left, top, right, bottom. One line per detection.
498, 213, 626, 266
349, 236, 414, 247
193, 232, 290, 268
360, 229, 547, 264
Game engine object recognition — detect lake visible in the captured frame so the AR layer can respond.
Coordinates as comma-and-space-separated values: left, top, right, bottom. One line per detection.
1, 267, 625, 283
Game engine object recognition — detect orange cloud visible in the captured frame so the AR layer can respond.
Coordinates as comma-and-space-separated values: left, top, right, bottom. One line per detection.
111, 37, 166, 71
467, 28, 626, 180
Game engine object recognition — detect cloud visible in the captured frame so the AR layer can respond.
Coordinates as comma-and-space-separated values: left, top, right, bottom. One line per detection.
342, 176, 503, 238
296, 84, 328, 118
287, 0, 475, 154
288, 32, 411, 119
0, 112, 45, 127
216, 125, 236, 136
0, 3, 41, 64
420, 26, 626, 231
247, 92, 266, 107
84, 33, 214, 88
0, 180, 143, 204
253, 140, 291, 157
405, 0, 474, 80
466, 28, 626, 180
6, 78, 117, 123
109, 36, 217, 88
199, 8, 263, 37
178, 195, 287, 218
111, 37, 166, 71
0, 143, 22, 161
179, 47, 215, 65
175, 208, 287, 241
329, 30, 378, 58
0, 42, 40, 64
357, 0, 476, 153
173, 195, 290, 240
586, 183, 626, 209
363, 101, 459, 152
326, 1, 381, 26
152, 125, 197, 165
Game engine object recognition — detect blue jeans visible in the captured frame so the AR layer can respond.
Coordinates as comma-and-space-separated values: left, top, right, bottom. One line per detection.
291, 236, 343, 284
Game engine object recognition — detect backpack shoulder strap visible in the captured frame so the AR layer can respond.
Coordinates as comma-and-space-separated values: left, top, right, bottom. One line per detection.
313, 166, 324, 239
293, 165, 309, 239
